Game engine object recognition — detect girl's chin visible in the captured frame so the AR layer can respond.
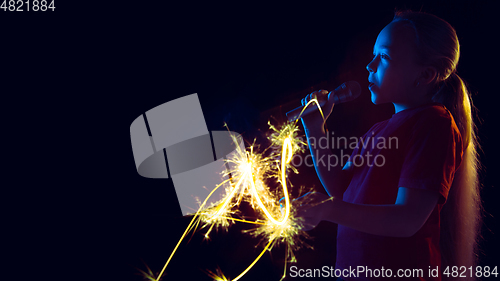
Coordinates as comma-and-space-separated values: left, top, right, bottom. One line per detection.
370, 91, 390, 105
371, 92, 382, 104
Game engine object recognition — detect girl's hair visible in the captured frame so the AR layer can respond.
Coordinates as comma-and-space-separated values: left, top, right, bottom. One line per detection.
392, 10, 482, 280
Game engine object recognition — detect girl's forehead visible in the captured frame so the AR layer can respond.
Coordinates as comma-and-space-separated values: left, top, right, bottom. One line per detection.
374, 22, 417, 52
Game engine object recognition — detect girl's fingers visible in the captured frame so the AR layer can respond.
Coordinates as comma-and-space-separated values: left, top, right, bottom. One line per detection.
302, 92, 322, 106
317, 90, 329, 102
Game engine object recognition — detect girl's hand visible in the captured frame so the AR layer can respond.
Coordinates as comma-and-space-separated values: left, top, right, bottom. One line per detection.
294, 192, 333, 231
300, 90, 335, 132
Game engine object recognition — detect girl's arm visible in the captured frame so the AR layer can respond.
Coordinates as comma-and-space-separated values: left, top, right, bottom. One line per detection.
303, 123, 352, 198
299, 187, 439, 237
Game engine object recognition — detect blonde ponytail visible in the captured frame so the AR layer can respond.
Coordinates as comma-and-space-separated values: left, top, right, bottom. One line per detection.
432, 73, 473, 148
435, 73, 482, 279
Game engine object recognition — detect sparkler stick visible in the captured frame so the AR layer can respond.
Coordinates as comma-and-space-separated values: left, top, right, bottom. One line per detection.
150, 98, 326, 281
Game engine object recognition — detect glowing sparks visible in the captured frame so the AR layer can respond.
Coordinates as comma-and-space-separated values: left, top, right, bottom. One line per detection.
150, 98, 325, 281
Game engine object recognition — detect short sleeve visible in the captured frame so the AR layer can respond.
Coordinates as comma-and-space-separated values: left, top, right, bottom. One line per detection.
398, 113, 463, 204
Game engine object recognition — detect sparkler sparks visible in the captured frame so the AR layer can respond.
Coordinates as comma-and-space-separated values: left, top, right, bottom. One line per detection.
149, 97, 325, 281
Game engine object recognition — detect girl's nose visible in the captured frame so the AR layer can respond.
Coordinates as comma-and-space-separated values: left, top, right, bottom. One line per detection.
366, 57, 377, 73
366, 60, 374, 73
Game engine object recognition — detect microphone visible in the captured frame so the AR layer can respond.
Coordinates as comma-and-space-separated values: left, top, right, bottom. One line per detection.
286, 81, 361, 122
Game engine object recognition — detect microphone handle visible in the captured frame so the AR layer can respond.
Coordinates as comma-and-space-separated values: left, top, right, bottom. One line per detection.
286, 92, 344, 122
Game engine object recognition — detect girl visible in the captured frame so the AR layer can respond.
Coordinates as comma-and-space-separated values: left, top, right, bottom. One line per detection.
297, 10, 481, 281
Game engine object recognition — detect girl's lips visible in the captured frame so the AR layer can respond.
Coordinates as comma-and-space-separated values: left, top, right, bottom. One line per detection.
369, 82, 375, 88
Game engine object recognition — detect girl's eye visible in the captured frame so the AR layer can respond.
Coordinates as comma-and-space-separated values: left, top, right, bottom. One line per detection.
372, 53, 390, 60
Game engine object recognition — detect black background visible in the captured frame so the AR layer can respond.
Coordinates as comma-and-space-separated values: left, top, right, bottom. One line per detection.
4, 0, 497, 280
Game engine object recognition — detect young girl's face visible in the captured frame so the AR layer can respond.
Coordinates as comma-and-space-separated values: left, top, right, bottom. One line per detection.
367, 21, 423, 106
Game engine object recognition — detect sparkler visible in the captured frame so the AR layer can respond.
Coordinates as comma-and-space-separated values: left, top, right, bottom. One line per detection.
146, 98, 326, 281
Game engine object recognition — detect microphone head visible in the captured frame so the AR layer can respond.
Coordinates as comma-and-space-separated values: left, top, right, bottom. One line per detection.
330, 81, 361, 104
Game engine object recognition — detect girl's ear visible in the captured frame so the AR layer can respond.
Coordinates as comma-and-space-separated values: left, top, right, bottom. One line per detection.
417, 66, 438, 86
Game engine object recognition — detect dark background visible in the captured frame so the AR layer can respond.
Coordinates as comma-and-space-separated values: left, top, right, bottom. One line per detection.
3, 0, 497, 280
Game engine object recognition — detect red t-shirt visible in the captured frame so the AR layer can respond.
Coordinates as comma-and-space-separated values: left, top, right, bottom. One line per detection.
336, 103, 463, 281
